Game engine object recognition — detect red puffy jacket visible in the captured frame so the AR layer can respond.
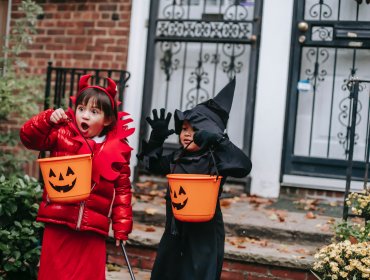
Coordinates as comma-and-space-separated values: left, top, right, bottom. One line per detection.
20, 109, 134, 240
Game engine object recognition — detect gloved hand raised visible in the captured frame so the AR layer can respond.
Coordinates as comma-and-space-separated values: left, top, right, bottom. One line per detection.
193, 130, 224, 149
146, 108, 175, 144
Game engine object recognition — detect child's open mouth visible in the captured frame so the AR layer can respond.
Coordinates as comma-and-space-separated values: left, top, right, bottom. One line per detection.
81, 122, 89, 131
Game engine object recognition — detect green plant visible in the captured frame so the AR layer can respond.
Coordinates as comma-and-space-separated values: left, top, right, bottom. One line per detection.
0, 0, 43, 175
346, 191, 370, 219
333, 220, 370, 243
0, 1, 44, 279
0, 0, 43, 121
0, 174, 44, 280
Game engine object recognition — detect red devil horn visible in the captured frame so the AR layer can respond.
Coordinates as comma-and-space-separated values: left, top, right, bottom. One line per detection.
106, 77, 117, 98
79, 74, 92, 92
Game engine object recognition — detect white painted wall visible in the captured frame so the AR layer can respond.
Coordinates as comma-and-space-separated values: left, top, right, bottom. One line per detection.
250, 0, 294, 198
124, 1, 150, 177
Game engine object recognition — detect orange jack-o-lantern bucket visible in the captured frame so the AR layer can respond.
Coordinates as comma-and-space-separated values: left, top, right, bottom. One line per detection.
166, 174, 222, 222
37, 154, 92, 203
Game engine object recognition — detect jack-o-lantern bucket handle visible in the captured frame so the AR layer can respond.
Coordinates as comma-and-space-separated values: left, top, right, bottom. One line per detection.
171, 140, 219, 180
38, 118, 94, 159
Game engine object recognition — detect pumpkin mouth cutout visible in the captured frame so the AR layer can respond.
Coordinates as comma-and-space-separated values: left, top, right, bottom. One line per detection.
49, 178, 77, 193
172, 198, 188, 210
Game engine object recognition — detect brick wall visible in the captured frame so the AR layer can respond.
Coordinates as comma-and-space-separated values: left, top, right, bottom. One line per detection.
11, 0, 132, 75
106, 243, 317, 280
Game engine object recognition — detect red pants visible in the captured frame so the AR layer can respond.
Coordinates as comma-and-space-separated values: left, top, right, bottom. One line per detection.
38, 224, 106, 280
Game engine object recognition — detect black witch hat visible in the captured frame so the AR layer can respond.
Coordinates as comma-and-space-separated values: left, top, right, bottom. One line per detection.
174, 77, 236, 134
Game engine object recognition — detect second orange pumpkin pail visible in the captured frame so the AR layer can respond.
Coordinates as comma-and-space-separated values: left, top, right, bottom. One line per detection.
166, 174, 222, 222
37, 154, 92, 203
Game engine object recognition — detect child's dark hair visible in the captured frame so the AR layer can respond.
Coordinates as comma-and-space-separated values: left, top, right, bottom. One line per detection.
75, 88, 118, 135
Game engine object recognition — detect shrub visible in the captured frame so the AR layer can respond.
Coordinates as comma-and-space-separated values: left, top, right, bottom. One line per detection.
0, 174, 44, 280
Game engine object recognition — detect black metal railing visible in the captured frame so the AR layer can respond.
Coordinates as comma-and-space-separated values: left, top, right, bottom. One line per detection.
343, 77, 370, 222
44, 62, 130, 110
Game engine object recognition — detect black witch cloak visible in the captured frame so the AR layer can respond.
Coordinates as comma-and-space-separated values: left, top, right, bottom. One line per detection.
139, 78, 252, 280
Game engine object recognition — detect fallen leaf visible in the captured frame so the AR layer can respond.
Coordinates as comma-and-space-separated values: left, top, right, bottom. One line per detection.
277, 246, 290, 253
349, 235, 358, 244
106, 263, 121, 272
145, 226, 156, 232
305, 211, 316, 219
295, 248, 309, 255
220, 199, 233, 208
136, 181, 157, 188
268, 213, 278, 221
145, 208, 158, 215
137, 195, 154, 202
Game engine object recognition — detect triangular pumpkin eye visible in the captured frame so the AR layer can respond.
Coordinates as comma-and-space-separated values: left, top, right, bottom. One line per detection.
49, 169, 56, 177
66, 167, 74, 176
179, 186, 186, 195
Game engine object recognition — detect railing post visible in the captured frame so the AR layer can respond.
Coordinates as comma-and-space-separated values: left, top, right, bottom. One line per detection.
44, 61, 53, 110
343, 79, 359, 220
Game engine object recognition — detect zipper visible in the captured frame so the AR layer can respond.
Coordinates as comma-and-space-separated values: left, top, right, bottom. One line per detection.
45, 194, 50, 206
108, 188, 115, 218
75, 182, 96, 230
76, 201, 85, 230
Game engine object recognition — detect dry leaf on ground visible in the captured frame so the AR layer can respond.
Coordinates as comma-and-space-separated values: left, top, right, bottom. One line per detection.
145, 208, 158, 215
145, 226, 156, 232
305, 211, 316, 219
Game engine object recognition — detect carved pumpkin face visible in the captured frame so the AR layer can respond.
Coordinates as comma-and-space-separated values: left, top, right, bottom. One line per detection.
48, 166, 77, 193
170, 185, 188, 210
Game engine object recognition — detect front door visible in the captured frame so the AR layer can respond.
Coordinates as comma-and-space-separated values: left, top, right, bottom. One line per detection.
283, 0, 370, 181
140, 0, 263, 158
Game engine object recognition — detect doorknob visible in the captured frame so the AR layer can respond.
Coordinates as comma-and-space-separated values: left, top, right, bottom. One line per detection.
298, 21, 309, 32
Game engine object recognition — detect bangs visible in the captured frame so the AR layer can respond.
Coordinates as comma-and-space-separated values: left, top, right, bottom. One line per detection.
78, 88, 111, 110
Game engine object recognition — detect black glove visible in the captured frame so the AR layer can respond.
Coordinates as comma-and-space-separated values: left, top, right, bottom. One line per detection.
146, 108, 175, 145
193, 130, 224, 149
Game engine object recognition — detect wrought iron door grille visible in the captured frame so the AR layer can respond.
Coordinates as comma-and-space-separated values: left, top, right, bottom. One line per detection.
156, 19, 253, 43
283, 0, 370, 181
140, 0, 262, 158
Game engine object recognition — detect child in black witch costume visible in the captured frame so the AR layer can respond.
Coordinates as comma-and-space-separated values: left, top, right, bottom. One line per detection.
137, 78, 252, 280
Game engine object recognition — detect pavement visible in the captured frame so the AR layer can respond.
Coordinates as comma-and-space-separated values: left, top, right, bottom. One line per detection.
106, 267, 151, 280
105, 179, 344, 279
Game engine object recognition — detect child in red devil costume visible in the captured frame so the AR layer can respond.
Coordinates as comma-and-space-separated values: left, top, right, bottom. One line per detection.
20, 75, 135, 280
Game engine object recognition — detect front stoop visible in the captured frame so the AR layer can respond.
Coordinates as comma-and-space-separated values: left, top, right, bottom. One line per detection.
106, 239, 317, 280
106, 197, 335, 279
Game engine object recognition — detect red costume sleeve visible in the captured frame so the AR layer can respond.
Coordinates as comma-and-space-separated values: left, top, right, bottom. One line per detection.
20, 109, 59, 151
111, 161, 133, 240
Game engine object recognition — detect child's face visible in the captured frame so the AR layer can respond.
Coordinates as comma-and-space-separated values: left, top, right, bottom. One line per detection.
180, 120, 200, 152
75, 99, 112, 138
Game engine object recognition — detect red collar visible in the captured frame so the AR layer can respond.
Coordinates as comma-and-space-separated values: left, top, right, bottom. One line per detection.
67, 109, 135, 183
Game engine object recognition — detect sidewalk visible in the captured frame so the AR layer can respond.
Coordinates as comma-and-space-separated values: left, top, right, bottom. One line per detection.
106, 267, 151, 280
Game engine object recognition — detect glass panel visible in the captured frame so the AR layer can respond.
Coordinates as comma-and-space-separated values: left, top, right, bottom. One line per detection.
304, 0, 339, 21
304, 0, 370, 22
158, 0, 255, 21
294, 47, 370, 161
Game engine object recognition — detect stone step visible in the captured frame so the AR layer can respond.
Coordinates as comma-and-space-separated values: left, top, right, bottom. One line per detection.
132, 196, 337, 246
124, 223, 318, 270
